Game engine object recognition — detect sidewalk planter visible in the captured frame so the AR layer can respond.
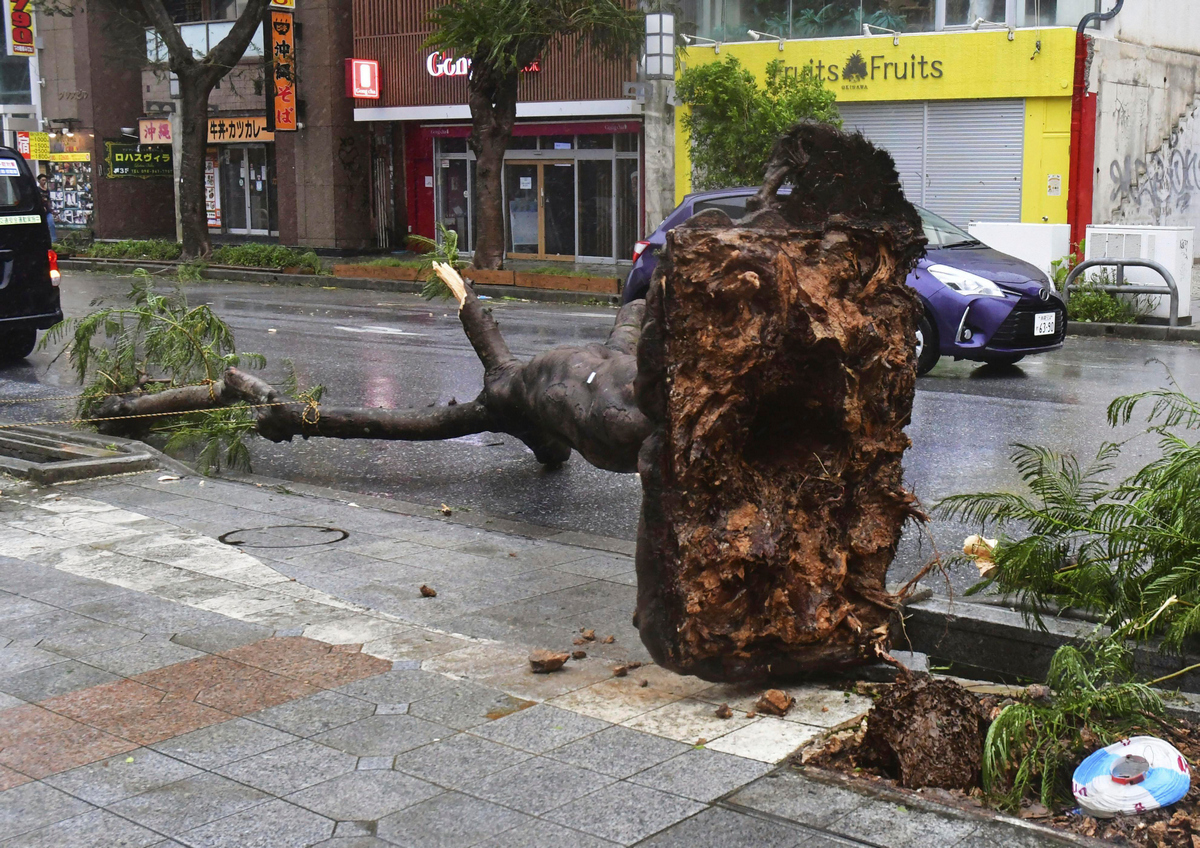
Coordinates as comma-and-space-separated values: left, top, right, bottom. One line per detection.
464, 269, 515, 287
512, 272, 619, 295
332, 264, 423, 281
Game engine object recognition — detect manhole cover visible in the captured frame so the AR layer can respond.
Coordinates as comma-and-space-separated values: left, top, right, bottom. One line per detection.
219, 525, 349, 548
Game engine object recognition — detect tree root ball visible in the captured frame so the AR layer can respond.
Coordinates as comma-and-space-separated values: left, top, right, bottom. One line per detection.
632, 122, 927, 682
860, 674, 988, 790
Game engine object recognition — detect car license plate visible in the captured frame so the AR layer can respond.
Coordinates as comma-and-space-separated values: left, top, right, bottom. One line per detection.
1034, 312, 1056, 336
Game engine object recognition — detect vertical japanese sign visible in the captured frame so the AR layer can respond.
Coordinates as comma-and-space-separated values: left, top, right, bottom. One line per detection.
205, 152, 221, 228
267, 10, 296, 132
6, 0, 35, 57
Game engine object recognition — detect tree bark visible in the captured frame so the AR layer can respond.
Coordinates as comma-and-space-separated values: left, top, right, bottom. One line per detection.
176, 71, 212, 259
138, 0, 270, 260
94, 268, 651, 473
467, 71, 519, 270
632, 122, 928, 682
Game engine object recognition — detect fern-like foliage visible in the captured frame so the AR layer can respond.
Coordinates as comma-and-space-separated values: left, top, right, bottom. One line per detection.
409, 223, 465, 300
38, 279, 275, 474
937, 385, 1200, 651
983, 639, 1163, 811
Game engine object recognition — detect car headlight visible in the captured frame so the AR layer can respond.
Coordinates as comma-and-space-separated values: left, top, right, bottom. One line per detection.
927, 264, 1006, 298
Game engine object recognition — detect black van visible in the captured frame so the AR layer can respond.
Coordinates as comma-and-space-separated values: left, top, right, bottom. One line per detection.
0, 146, 60, 362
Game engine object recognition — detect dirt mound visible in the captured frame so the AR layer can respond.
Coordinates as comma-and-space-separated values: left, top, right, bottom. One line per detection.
860, 674, 988, 790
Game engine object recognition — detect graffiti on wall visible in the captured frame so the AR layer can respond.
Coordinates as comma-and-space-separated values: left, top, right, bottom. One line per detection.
1110, 102, 1200, 226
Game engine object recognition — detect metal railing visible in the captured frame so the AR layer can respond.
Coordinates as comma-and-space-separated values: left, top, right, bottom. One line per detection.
1063, 258, 1179, 327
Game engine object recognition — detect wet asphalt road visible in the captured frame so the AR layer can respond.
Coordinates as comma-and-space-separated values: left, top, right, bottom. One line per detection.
4, 271, 1199, 595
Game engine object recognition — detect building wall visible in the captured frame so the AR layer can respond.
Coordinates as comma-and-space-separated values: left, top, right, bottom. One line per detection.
1099, 1, 1200, 57
352, 0, 635, 110
674, 28, 1077, 224
1089, 37, 1200, 232
84, 2, 175, 239
283, 0, 370, 249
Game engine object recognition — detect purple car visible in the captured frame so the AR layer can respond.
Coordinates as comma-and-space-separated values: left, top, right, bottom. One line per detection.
624, 188, 1066, 375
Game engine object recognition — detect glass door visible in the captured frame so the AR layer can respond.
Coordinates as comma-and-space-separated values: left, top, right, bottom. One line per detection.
505, 162, 539, 256
543, 162, 574, 258
246, 145, 270, 235
219, 147, 248, 233
503, 160, 575, 260
438, 159, 470, 247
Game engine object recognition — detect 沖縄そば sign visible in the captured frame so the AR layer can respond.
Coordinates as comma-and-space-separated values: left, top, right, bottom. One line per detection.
103, 142, 173, 179
268, 10, 297, 131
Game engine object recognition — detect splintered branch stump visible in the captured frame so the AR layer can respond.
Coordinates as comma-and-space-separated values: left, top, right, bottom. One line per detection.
632, 123, 927, 682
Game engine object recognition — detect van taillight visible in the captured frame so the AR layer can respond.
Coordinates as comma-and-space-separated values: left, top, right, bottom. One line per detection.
48, 250, 60, 285
632, 240, 651, 262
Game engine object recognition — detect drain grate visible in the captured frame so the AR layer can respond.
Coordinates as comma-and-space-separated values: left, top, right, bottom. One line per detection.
0, 426, 158, 483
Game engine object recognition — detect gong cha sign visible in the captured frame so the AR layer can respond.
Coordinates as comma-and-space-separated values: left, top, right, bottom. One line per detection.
5, 0, 35, 57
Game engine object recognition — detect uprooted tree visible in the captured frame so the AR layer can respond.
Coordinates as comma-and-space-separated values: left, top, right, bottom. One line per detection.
59, 123, 927, 682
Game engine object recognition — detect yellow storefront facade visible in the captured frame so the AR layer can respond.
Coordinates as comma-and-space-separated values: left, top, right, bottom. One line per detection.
674, 27, 1077, 226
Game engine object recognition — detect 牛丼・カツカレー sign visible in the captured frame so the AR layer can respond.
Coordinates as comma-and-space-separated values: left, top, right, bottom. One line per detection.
688, 29, 1075, 102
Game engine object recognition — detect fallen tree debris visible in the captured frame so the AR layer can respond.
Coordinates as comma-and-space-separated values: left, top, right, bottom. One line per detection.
529, 650, 570, 673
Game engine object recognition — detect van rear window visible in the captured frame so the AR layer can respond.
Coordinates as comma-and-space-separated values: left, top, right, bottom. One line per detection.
694, 196, 750, 219
0, 159, 34, 212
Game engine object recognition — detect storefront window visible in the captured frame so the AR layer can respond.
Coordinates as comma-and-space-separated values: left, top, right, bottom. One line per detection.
615, 159, 639, 261
578, 135, 614, 150
0, 55, 30, 105
945, 0, 1000, 26
433, 127, 640, 263
683, 0, 945, 39
578, 161, 613, 258
1018, 0, 1098, 26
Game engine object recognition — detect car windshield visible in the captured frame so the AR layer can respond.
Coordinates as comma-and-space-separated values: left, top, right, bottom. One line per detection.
919, 208, 980, 248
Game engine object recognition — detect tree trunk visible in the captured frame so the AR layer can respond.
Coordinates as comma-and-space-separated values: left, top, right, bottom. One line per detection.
467, 73, 518, 270
632, 122, 928, 682
177, 70, 213, 260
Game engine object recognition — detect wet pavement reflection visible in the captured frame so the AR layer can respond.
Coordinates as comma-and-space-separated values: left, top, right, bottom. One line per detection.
4, 272, 1199, 595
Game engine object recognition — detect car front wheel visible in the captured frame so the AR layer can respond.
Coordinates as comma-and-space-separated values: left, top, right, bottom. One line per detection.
916, 314, 939, 376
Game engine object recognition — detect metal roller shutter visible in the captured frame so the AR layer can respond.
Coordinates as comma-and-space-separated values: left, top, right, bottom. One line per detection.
835, 99, 1025, 226
925, 100, 1024, 225
837, 101, 926, 208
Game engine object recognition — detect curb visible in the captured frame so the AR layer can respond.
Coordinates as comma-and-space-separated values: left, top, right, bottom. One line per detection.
898, 595, 1200, 694
59, 259, 622, 307
1068, 321, 1200, 342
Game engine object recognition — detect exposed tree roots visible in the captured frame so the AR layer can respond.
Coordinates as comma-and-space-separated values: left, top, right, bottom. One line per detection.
632, 122, 927, 681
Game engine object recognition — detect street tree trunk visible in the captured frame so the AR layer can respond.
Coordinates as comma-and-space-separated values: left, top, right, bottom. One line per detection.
466, 69, 520, 270
138, 0, 269, 259
90, 123, 926, 683
176, 71, 212, 259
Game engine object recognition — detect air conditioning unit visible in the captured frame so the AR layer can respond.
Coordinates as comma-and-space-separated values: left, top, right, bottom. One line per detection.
1084, 225, 1194, 324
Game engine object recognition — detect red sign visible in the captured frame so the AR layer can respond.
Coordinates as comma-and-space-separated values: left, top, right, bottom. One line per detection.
15, 131, 28, 158
345, 59, 379, 99
268, 11, 297, 131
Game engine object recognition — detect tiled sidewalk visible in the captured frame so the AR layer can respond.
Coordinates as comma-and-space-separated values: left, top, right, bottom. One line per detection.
0, 472, 1082, 847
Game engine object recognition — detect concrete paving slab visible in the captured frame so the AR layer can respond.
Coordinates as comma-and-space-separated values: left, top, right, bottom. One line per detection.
462, 755, 614, 815
213, 739, 357, 796
285, 769, 443, 821
543, 780, 706, 846
376, 790, 533, 848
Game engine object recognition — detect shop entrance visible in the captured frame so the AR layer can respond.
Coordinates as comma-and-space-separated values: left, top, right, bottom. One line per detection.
504, 160, 575, 260
219, 144, 276, 235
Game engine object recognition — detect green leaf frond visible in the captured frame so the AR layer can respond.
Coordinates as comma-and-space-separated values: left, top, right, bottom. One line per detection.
983, 638, 1164, 812
160, 407, 256, 475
